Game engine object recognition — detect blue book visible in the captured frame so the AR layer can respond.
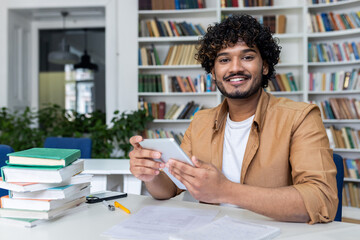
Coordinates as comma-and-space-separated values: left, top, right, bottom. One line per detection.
316, 44, 325, 62
351, 42, 359, 60
346, 159, 360, 179
321, 13, 333, 31
206, 74, 212, 92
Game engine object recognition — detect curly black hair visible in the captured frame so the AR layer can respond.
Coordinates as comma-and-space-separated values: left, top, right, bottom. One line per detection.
195, 14, 281, 88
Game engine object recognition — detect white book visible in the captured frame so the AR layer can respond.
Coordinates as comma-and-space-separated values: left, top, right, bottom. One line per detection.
1, 159, 84, 183
0, 173, 92, 192
0, 196, 86, 220
0, 203, 88, 228
10, 182, 90, 200
171, 104, 186, 120
1, 186, 90, 210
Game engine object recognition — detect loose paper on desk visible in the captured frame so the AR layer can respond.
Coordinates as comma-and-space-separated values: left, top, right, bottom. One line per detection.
102, 205, 218, 240
169, 215, 281, 240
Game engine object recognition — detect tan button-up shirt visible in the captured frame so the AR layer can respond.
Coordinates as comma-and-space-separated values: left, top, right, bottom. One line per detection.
180, 90, 338, 224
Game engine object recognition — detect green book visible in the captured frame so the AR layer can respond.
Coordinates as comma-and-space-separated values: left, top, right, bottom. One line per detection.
7, 148, 81, 167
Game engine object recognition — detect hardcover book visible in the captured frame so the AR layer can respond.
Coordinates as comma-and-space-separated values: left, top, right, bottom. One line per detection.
7, 148, 80, 167
1, 186, 90, 210
1, 159, 84, 183
0, 174, 92, 192
10, 182, 90, 200
0, 197, 86, 220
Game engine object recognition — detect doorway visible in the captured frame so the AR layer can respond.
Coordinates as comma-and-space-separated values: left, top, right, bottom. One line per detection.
39, 28, 105, 114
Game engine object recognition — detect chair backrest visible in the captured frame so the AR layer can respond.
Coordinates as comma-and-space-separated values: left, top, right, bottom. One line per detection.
333, 153, 344, 221
0, 144, 14, 196
44, 137, 92, 158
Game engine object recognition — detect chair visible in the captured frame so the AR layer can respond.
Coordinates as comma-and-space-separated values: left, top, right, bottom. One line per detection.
333, 153, 344, 222
44, 137, 92, 158
0, 144, 14, 196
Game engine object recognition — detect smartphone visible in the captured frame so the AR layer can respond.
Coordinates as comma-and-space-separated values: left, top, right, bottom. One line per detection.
139, 138, 194, 166
139, 138, 194, 190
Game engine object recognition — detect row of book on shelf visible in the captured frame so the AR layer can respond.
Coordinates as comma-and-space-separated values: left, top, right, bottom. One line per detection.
139, 44, 198, 66
138, 74, 216, 93
138, 0, 206, 10
139, 18, 206, 37
326, 126, 360, 150
0, 148, 92, 227
221, 14, 286, 34
309, 0, 346, 4
308, 11, 360, 33
309, 68, 360, 91
343, 158, 360, 208
266, 72, 298, 92
142, 129, 184, 145
139, 99, 202, 120
343, 182, 360, 208
308, 41, 360, 63
312, 98, 360, 120
221, 0, 274, 8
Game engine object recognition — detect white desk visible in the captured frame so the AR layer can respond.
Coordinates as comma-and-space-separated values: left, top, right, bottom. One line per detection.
82, 159, 142, 195
0, 194, 359, 240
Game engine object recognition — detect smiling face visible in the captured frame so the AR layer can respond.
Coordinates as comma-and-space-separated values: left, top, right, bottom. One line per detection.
211, 41, 268, 99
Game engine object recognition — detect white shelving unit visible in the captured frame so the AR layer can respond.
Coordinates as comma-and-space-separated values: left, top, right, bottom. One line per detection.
137, 0, 360, 139
137, 0, 360, 216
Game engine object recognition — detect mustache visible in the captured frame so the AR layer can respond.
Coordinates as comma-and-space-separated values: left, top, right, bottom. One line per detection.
223, 73, 251, 81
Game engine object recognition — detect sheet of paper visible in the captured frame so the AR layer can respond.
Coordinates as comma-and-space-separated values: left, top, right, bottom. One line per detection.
102, 205, 219, 240
169, 215, 281, 240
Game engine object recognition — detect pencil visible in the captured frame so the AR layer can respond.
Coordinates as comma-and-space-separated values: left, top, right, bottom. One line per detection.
114, 201, 131, 214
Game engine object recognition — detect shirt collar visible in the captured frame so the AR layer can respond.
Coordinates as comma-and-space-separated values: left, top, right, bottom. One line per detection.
213, 89, 270, 132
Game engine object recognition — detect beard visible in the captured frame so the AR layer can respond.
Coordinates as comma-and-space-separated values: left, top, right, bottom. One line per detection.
214, 74, 263, 99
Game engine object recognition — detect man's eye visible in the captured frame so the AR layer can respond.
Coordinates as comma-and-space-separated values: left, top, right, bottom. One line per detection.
242, 56, 254, 60
219, 58, 229, 63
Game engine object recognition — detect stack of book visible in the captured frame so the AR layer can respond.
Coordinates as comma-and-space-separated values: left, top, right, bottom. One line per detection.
0, 148, 92, 227
342, 158, 360, 207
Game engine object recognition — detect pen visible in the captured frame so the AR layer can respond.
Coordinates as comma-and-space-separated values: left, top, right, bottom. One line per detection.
114, 201, 131, 214
102, 200, 115, 211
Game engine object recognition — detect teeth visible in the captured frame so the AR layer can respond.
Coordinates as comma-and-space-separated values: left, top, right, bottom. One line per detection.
229, 78, 245, 82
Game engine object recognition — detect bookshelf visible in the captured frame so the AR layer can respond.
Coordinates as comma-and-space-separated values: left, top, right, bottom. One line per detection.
137, 0, 360, 214
306, 2, 360, 219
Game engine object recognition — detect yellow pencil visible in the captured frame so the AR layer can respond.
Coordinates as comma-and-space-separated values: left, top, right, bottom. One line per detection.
114, 201, 131, 214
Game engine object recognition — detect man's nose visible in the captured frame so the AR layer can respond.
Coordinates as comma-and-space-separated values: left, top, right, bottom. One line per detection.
229, 58, 244, 73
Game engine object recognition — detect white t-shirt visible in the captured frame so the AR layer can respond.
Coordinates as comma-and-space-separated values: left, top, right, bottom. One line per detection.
222, 113, 254, 184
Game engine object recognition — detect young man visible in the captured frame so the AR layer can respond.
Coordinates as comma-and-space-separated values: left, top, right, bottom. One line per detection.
129, 14, 338, 224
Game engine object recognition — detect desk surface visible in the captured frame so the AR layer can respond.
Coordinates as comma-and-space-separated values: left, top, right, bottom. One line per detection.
0, 194, 359, 240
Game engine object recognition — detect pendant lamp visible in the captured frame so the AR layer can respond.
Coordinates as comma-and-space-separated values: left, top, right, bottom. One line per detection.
48, 11, 79, 65
74, 29, 98, 71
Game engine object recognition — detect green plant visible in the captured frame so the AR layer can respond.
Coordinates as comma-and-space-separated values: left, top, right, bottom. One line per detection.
0, 107, 43, 150
0, 105, 153, 158
111, 110, 153, 158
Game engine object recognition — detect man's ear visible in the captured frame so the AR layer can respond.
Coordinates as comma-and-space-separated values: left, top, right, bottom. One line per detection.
211, 68, 216, 79
262, 62, 269, 75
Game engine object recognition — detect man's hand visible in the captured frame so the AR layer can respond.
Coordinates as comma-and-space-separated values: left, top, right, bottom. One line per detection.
167, 156, 230, 203
129, 135, 165, 182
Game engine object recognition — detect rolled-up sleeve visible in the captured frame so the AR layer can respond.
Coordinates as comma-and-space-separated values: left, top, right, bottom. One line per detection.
290, 105, 338, 224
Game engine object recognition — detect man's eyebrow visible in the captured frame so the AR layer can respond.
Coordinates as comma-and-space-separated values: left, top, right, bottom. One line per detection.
216, 48, 257, 57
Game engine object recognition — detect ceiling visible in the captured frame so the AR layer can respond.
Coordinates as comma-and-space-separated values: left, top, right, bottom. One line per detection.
13, 7, 105, 20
